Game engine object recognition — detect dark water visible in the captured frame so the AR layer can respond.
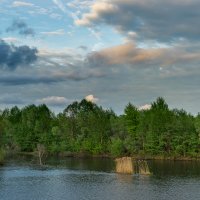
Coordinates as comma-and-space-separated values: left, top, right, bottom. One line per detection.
0, 156, 199, 200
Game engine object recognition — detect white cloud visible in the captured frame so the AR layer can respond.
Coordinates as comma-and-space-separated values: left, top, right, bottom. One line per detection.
36, 96, 69, 106
52, 0, 67, 12
67, 0, 95, 10
2, 37, 19, 43
50, 13, 62, 19
85, 94, 98, 103
51, 0, 102, 40
92, 42, 105, 51
52, 0, 78, 21
138, 104, 151, 111
75, 1, 118, 26
41, 29, 65, 36
12, 1, 34, 7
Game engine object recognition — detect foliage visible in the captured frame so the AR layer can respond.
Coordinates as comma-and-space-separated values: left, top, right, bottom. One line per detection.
110, 138, 124, 157
0, 97, 199, 158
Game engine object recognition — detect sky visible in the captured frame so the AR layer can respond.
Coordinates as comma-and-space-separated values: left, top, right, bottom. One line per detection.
0, 0, 200, 114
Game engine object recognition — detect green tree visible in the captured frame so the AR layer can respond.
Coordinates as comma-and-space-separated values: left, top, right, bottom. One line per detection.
124, 103, 140, 154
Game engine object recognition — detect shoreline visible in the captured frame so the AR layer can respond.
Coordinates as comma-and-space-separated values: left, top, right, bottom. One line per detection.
0, 150, 5, 165
13, 151, 200, 161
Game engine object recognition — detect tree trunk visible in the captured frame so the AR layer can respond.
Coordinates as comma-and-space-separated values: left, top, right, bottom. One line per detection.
37, 144, 46, 166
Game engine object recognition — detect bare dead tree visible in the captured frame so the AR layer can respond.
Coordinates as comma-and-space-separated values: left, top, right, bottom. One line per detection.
37, 144, 46, 166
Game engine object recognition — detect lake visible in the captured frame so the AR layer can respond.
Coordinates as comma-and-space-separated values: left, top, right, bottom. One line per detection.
0, 156, 199, 200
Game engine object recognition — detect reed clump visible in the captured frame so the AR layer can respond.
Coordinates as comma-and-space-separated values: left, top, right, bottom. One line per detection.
115, 157, 134, 174
137, 160, 151, 175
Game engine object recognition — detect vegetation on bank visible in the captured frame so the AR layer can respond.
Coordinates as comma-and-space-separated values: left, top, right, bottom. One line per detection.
0, 97, 199, 160
0, 149, 5, 164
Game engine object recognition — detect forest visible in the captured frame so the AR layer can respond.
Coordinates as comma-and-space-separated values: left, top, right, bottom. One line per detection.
0, 97, 200, 161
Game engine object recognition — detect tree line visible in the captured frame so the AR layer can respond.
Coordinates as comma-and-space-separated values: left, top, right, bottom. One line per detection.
0, 97, 199, 158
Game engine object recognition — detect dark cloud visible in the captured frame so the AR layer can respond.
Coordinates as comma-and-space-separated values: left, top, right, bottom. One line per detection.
0, 70, 104, 86
6, 20, 35, 36
78, 45, 88, 51
76, 0, 200, 42
86, 42, 200, 69
0, 75, 56, 85
0, 40, 38, 70
0, 95, 26, 105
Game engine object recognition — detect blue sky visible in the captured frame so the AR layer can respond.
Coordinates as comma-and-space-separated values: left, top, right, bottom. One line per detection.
0, 0, 200, 114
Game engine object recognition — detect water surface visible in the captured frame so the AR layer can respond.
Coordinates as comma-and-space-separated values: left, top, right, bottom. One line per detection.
0, 156, 199, 200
